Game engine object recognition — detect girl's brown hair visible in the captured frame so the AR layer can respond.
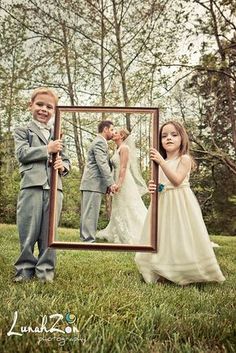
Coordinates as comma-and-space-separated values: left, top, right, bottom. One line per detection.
159, 121, 195, 168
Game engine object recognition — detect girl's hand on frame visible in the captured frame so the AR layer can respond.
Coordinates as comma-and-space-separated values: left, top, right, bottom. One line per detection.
148, 180, 156, 194
150, 148, 165, 165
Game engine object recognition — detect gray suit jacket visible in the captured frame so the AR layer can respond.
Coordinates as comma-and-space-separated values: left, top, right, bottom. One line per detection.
80, 135, 114, 193
14, 121, 70, 190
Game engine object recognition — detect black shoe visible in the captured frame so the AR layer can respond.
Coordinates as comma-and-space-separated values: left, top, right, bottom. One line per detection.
37, 273, 54, 283
81, 238, 95, 243
13, 275, 33, 283
38, 277, 54, 283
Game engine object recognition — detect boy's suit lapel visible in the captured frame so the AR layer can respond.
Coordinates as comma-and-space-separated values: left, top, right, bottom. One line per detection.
28, 121, 49, 144
49, 126, 54, 141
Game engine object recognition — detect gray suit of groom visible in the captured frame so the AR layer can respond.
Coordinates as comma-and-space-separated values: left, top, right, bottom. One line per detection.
80, 135, 114, 242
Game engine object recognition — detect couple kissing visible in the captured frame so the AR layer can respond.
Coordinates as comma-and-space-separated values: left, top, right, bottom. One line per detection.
80, 120, 148, 244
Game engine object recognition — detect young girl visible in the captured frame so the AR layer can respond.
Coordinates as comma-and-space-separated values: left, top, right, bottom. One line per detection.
135, 121, 225, 285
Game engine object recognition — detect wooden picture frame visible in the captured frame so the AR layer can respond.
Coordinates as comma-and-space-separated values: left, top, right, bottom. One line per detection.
48, 106, 159, 251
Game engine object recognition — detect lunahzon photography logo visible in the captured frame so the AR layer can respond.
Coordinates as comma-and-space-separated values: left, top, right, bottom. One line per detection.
7, 311, 86, 347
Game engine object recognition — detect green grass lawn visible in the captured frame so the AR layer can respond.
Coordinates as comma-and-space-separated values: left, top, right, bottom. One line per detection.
0, 224, 235, 353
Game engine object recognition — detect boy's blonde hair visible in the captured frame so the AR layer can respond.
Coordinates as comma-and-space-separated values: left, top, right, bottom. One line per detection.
31, 87, 58, 105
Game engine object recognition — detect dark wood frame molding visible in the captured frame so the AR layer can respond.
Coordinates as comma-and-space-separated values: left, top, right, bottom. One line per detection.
48, 106, 159, 251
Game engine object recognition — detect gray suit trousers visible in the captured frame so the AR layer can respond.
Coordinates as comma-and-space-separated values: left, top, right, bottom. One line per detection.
15, 187, 63, 280
80, 191, 102, 242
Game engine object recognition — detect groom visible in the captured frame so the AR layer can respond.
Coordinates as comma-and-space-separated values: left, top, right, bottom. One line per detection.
80, 120, 118, 242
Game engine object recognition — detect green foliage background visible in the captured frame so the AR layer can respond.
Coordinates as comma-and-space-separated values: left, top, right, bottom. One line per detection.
0, 141, 235, 235
0, 0, 235, 235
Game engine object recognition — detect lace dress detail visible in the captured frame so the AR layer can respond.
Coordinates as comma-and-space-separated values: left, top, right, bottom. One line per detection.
96, 146, 147, 244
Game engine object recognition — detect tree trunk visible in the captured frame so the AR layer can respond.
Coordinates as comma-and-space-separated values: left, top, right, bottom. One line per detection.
101, 0, 106, 120
209, 0, 236, 153
112, 0, 131, 131
62, 21, 84, 169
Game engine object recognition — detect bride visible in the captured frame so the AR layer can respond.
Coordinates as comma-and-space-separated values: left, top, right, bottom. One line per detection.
96, 128, 148, 244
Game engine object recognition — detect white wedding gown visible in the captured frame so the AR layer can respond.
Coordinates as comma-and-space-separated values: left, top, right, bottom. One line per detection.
135, 157, 225, 285
96, 146, 147, 244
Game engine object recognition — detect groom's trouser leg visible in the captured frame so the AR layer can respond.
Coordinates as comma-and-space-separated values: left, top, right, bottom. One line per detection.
80, 191, 102, 241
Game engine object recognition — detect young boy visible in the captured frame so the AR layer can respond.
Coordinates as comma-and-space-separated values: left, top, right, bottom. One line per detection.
13, 87, 70, 283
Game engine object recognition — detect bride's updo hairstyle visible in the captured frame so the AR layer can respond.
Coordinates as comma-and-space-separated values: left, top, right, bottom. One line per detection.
120, 128, 130, 141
